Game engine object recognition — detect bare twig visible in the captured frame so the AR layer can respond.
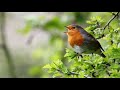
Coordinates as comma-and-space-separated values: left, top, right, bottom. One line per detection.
96, 12, 120, 39
56, 68, 79, 76
103, 12, 120, 30
53, 62, 79, 76
0, 12, 17, 78
67, 71, 79, 76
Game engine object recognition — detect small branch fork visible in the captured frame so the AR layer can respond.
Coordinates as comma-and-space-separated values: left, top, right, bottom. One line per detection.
96, 12, 120, 39
103, 12, 119, 30
56, 68, 79, 76
53, 62, 79, 76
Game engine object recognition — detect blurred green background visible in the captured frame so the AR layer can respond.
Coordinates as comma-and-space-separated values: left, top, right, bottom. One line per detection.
0, 12, 119, 78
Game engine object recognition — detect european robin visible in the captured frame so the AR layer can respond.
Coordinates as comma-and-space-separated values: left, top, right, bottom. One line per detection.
64, 24, 106, 58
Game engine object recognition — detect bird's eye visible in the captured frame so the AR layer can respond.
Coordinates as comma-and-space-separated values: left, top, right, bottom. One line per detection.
72, 27, 76, 29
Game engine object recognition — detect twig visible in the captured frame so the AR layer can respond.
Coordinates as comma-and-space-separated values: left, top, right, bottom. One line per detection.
53, 62, 79, 76
103, 12, 119, 30
96, 34, 105, 39
0, 12, 17, 78
67, 71, 79, 76
56, 68, 79, 76
96, 12, 119, 39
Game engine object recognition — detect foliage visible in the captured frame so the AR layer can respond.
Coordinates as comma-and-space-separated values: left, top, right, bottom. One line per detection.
18, 12, 90, 77
43, 12, 120, 78
19, 12, 120, 78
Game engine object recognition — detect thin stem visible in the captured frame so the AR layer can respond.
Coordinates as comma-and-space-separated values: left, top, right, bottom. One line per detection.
56, 68, 79, 76
97, 12, 120, 39
53, 62, 79, 76
0, 12, 17, 78
103, 12, 119, 30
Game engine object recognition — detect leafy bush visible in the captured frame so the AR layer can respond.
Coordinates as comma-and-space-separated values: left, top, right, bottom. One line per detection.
43, 12, 120, 78
19, 12, 120, 78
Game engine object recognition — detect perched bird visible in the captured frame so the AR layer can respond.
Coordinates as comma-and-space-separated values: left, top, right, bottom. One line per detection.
64, 24, 106, 58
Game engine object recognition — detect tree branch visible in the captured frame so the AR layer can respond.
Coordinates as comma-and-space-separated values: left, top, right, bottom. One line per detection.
53, 62, 79, 76
103, 12, 119, 30
96, 12, 120, 39
0, 12, 17, 78
56, 68, 79, 76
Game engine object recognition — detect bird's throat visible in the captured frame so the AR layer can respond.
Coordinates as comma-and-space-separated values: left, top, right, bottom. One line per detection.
68, 32, 84, 47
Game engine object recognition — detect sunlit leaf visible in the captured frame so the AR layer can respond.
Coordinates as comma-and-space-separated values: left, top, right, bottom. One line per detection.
43, 64, 51, 69
53, 73, 62, 78
79, 71, 85, 78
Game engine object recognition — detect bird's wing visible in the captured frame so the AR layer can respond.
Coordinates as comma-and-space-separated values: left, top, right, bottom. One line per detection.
79, 29, 104, 51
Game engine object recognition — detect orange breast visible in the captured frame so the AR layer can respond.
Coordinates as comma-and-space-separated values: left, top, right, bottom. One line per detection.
68, 31, 84, 47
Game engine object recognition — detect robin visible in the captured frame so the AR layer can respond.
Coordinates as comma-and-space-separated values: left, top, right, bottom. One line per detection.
64, 24, 106, 58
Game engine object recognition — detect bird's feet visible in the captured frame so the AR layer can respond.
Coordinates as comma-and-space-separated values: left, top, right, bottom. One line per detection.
71, 52, 83, 59
79, 54, 83, 58
76, 53, 83, 58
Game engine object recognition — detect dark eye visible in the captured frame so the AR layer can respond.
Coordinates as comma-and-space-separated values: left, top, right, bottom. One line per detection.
72, 26, 76, 29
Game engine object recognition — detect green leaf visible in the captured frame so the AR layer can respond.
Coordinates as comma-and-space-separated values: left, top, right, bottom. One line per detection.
48, 68, 56, 73
64, 48, 77, 61
86, 21, 96, 24
43, 64, 51, 69
79, 71, 85, 78
51, 63, 58, 69
110, 48, 120, 59
53, 59, 63, 66
53, 73, 62, 78
61, 65, 68, 73
111, 64, 119, 69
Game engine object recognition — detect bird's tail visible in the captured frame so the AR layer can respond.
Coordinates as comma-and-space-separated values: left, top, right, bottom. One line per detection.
100, 53, 106, 58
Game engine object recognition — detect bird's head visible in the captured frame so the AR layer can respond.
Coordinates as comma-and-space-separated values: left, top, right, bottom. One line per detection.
64, 24, 83, 36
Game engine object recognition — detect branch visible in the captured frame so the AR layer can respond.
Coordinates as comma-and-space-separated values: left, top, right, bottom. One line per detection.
96, 12, 119, 39
0, 12, 17, 78
96, 34, 105, 39
103, 12, 120, 30
56, 68, 79, 76
67, 71, 79, 76
53, 62, 79, 76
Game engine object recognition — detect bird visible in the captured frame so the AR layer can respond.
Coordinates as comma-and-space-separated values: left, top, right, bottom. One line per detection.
64, 24, 106, 58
